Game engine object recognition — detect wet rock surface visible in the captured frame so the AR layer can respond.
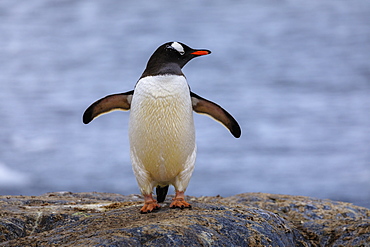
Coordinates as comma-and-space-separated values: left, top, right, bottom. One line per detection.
0, 192, 368, 246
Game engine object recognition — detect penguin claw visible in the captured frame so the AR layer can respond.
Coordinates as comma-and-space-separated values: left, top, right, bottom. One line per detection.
140, 202, 160, 214
170, 198, 191, 209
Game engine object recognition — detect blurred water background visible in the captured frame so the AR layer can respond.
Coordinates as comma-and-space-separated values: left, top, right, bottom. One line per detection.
0, 0, 369, 208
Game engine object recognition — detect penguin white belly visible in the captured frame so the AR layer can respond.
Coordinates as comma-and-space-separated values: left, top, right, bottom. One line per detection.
129, 75, 196, 195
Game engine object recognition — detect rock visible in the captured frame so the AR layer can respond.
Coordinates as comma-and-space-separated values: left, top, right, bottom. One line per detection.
0, 192, 368, 246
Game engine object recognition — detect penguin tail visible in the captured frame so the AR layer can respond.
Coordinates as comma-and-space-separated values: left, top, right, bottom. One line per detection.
156, 185, 169, 203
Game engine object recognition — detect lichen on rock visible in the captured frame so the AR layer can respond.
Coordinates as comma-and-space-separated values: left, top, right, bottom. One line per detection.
0, 192, 369, 246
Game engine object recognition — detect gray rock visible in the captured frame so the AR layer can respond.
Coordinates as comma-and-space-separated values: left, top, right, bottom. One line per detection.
0, 192, 368, 246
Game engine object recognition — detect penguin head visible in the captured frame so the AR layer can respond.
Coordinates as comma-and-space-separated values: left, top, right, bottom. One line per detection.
142, 42, 211, 77
162, 42, 211, 67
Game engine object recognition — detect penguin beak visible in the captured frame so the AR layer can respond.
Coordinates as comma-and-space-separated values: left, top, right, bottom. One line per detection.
191, 50, 211, 56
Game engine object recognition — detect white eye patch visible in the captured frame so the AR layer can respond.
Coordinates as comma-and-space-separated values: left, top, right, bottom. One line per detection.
170, 42, 185, 55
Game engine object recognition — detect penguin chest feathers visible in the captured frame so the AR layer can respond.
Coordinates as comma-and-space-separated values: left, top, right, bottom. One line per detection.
129, 75, 196, 181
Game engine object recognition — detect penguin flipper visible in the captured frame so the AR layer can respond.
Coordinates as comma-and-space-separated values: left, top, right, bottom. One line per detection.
83, 90, 134, 124
191, 92, 241, 138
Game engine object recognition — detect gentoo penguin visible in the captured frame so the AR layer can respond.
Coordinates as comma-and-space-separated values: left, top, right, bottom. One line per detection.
83, 42, 241, 213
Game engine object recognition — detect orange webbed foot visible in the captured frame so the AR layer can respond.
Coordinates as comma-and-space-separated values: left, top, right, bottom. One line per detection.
140, 194, 160, 214
170, 191, 191, 209
170, 198, 191, 209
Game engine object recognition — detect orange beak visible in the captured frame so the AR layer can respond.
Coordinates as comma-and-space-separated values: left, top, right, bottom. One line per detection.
191, 50, 211, 56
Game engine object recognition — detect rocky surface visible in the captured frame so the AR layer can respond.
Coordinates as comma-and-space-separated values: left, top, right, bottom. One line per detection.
0, 192, 369, 246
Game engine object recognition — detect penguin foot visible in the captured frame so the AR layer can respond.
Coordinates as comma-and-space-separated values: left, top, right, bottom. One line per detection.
170, 191, 191, 209
170, 198, 191, 209
140, 194, 160, 214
